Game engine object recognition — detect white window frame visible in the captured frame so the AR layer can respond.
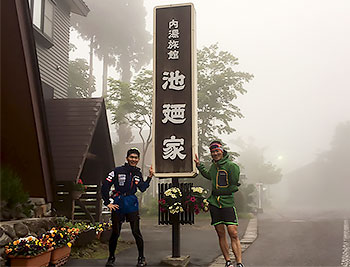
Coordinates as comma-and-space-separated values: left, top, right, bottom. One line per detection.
28, 0, 55, 40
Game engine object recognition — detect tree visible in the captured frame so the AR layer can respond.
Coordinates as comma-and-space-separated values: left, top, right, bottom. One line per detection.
106, 69, 152, 171
235, 138, 282, 185
68, 58, 95, 98
71, 0, 152, 96
128, 69, 153, 172
107, 45, 253, 178
197, 44, 253, 158
106, 79, 134, 165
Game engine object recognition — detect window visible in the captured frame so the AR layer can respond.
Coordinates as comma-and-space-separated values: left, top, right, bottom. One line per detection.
28, 0, 55, 39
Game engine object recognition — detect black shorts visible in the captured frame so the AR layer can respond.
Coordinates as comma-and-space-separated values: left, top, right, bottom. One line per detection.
209, 204, 238, 226
111, 210, 140, 223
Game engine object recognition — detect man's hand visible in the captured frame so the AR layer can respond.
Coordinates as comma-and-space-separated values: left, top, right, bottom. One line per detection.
107, 203, 119, 211
194, 154, 200, 167
148, 165, 154, 178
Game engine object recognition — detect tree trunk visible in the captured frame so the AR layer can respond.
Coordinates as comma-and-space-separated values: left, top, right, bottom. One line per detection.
120, 53, 132, 83
88, 36, 95, 97
102, 54, 108, 97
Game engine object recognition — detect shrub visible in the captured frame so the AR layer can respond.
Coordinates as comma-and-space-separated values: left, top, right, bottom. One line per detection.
0, 167, 34, 219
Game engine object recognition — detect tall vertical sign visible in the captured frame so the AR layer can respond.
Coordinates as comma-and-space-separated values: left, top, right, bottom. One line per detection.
153, 3, 197, 178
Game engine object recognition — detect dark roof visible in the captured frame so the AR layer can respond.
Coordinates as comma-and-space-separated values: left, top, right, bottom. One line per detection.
46, 98, 114, 182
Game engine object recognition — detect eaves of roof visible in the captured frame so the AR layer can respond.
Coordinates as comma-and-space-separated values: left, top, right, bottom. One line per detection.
64, 0, 90, 17
45, 98, 108, 182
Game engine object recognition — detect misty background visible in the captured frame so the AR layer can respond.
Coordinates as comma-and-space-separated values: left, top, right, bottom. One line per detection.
69, 0, 350, 211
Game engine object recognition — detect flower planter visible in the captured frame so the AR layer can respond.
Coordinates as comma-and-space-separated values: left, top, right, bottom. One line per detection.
73, 228, 96, 247
9, 250, 52, 267
71, 191, 83, 200
99, 229, 112, 244
50, 246, 71, 266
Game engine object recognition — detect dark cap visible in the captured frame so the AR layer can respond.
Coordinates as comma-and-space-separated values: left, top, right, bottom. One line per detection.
127, 147, 140, 157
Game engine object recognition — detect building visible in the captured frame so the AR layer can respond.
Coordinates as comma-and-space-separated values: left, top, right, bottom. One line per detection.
1, 0, 114, 222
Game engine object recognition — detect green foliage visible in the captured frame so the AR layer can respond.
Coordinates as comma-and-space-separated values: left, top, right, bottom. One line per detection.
5, 236, 49, 257
106, 79, 133, 124
0, 167, 34, 219
235, 183, 256, 213
197, 44, 253, 157
139, 196, 158, 216
0, 167, 28, 206
68, 58, 95, 98
106, 78, 135, 164
72, 179, 86, 192
236, 138, 282, 185
107, 69, 153, 169
56, 217, 95, 232
106, 45, 253, 170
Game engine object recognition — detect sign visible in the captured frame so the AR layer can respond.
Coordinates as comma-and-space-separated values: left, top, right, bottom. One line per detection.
153, 3, 198, 178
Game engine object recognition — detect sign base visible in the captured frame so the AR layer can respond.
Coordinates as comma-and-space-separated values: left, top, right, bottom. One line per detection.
161, 255, 190, 267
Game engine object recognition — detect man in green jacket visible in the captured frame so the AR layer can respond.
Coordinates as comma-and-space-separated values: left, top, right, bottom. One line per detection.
194, 141, 244, 267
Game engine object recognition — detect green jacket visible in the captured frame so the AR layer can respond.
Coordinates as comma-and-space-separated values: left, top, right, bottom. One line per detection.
197, 154, 240, 208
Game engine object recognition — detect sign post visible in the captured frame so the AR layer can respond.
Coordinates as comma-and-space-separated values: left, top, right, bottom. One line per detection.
153, 3, 197, 265
153, 3, 197, 178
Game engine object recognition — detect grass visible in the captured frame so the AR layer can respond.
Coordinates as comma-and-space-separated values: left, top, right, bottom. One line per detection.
70, 239, 134, 259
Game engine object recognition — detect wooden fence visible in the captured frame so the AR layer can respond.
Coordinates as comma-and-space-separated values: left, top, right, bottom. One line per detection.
54, 182, 102, 223
158, 182, 194, 225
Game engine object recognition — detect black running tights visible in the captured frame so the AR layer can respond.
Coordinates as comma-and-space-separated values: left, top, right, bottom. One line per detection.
109, 219, 144, 258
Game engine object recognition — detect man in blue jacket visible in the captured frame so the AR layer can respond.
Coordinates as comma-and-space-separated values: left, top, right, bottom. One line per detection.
102, 148, 154, 267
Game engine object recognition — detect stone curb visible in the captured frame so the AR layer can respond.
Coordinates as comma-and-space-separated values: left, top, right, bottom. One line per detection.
208, 215, 258, 267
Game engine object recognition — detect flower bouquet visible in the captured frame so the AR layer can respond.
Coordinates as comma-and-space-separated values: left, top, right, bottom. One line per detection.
71, 178, 87, 199
41, 227, 79, 249
5, 236, 52, 266
95, 222, 112, 236
185, 186, 209, 214
41, 227, 79, 265
159, 187, 184, 214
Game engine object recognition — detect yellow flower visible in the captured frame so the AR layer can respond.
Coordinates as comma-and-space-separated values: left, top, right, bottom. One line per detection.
67, 242, 72, 247
60, 233, 63, 238
13, 240, 19, 246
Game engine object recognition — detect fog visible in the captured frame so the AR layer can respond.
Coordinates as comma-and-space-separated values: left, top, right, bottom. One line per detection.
70, 0, 350, 212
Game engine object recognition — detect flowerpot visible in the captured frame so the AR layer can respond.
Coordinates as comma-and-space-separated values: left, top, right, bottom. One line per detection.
73, 228, 96, 247
96, 231, 102, 239
99, 229, 112, 244
50, 246, 71, 266
71, 191, 83, 200
9, 250, 52, 267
